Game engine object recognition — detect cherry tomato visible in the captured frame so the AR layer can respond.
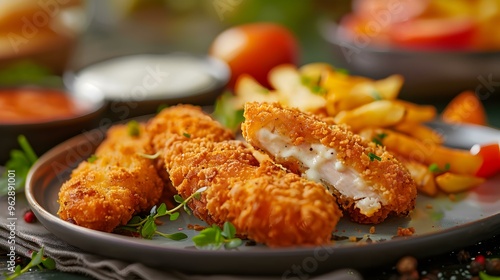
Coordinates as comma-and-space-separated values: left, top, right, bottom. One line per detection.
209, 22, 299, 89
470, 143, 500, 178
389, 18, 477, 50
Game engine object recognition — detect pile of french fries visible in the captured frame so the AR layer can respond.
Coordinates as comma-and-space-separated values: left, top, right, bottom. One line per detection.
228, 63, 486, 196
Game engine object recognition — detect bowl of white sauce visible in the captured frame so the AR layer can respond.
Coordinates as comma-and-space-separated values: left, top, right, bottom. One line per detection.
65, 52, 230, 120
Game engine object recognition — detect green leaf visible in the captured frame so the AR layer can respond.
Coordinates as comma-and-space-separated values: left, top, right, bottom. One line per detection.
169, 212, 180, 221
127, 120, 141, 137
173, 195, 184, 204
222, 221, 236, 239
192, 227, 222, 248
212, 91, 245, 131
156, 203, 167, 216
159, 232, 188, 241
87, 154, 98, 163
0, 135, 38, 196
18, 135, 37, 164
128, 216, 142, 225
429, 163, 451, 173
183, 132, 191, 138
141, 219, 156, 239
183, 204, 192, 215
192, 222, 242, 250
224, 238, 243, 249
41, 257, 56, 270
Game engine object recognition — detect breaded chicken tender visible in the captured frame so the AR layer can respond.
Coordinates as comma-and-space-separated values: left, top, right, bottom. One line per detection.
155, 105, 342, 247
146, 105, 235, 204
57, 124, 164, 232
242, 102, 417, 224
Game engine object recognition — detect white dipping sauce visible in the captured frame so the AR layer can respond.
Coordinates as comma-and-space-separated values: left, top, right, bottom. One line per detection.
72, 54, 222, 100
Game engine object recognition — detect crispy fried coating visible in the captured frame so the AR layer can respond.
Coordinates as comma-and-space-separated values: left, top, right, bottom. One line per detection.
146, 105, 234, 192
156, 105, 341, 247
242, 102, 417, 224
57, 124, 164, 232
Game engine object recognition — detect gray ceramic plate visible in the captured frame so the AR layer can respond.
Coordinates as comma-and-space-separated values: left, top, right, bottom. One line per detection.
25, 120, 500, 277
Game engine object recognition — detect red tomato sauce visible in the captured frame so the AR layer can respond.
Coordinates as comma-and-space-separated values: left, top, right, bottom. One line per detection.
0, 88, 89, 124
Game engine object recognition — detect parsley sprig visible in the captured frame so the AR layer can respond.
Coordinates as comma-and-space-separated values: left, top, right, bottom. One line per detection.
0, 135, 38, 196
193, 221, 242, 250
4, 247, 55, 280
120, 187, 207, 240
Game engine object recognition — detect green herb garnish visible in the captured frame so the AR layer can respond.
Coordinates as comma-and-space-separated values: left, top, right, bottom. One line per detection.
192, 221, 242, 250
368, 152, 382, 162
0, 135, 37, 196
127, 120, 140, 137
428, 163, 450, 173
183, 132, 191, 138
311, 85, 327, 96
120, 187, 207, 240
212, 91, 245, 132
0, 60, 63, 87
157, 104, 169, 113
87, 154, 98, 163
137, 151, 161, 160
372, 89, 382, 101
372, 132, 387, 146
4, 247, 55, 280
301, 75, 327, 96
336, 68, 350, 75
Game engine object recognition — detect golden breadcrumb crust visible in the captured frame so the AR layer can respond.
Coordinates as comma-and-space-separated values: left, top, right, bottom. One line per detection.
154, 105, 342, 247
57, 124, 164, 232
242, 102, 417, 224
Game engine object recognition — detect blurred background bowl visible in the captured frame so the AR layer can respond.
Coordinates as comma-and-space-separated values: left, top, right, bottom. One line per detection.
0, 86, 105, 164
318, 19, 500, 103
64, 52, 230, 121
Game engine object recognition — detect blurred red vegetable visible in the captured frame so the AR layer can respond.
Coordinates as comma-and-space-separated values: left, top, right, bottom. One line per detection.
209, 22, 299, 89
471, 143, 500, 178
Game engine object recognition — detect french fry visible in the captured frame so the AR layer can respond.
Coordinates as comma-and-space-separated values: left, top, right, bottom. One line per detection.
268, 64, 326, 112
234, 74, 279, 109
366, 128, 483, 175
394, 100, 437, 123
393, 122, 444, 145
322, 73, 403, 116
373, 74, 404, 100
322, 71, 374, 115
333, 100, 406, 131
398, 157, 438, 197
435, 172, 486, 193
298, 63, 333, 82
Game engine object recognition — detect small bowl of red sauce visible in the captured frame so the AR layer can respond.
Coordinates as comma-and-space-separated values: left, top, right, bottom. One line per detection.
0, 87, 106, 164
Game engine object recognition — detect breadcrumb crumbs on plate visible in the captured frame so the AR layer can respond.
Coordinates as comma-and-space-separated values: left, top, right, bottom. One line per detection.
349, 236, 358, 242
448, 194, 457, 201
370, 226, 376, 234
426, 204, 433, 209
188, 224, 206, 231
397, 227, 416, 237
